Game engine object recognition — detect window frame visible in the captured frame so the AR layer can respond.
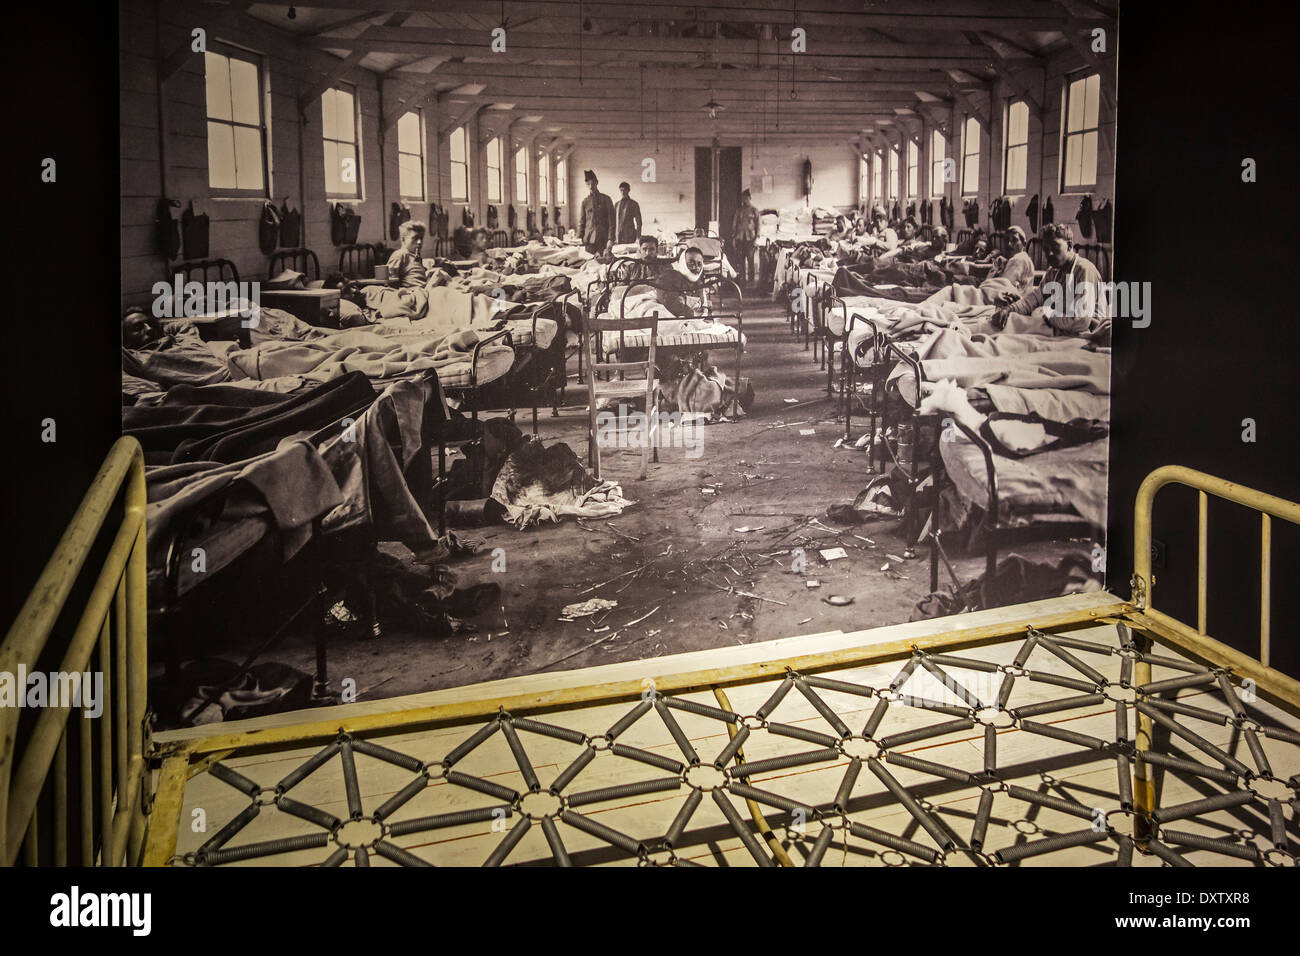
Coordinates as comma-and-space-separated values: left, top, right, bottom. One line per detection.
961, 116, 981, 197
538, 151, 550, 206
871, 151, 882, 205
1060, 71, 1101, 194
485, 135, 503, 205
888, 146, 899, 201
449, 125, 471, 204
1003, 99, 1030, 194
204, 42, 270, 199
514, 145, 528, 205
396, 109, 426, 202
322, 84, 363, 201
555, 158, 568, 206
930, 128, 947, 198
906, 138, 919, 199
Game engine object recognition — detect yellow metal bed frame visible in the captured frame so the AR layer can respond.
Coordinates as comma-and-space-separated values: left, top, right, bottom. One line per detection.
0, 438, 149, 866
2, 442, 1296, 866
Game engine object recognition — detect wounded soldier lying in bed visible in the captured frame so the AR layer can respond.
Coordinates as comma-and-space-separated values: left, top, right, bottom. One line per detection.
991, 223, 1108, 339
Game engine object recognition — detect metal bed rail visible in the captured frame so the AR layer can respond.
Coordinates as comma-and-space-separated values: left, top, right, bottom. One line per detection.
0, 437, 149, 866
1132, 465, 1300, 684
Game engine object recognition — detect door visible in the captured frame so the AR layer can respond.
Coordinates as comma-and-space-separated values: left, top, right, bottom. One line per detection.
694, 146, 743, 238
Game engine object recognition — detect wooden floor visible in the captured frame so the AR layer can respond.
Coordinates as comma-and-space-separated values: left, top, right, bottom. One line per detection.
157, 593, 1300, 867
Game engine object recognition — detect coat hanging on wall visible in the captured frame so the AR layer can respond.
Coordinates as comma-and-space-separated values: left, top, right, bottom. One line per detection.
181, 200, 210, 260
259, 201, 281, 255
279, 199, 301, 248
541, 206, 548, 228
389, 201, 411, 241
462, 207, 474, 227
1092, 199, 1113, 243
428, 203, 448, 238
330, 203, 360, 246
1026, 194, 1040, 233
1075, 195, 1094, 238
802, 158, 813, 200
486, 205, 499, 229
1043, 196, 1054, 225
154, 197, 182, 260
507, 205, 517, 229
526, 209, 536, 233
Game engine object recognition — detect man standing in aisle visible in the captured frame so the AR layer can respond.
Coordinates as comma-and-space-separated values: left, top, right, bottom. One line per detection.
579, 170, 615, 258
614, 181, 642, 247
730, 189, 760, 289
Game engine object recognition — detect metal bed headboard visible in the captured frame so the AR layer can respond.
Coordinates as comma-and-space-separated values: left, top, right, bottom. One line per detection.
338, 243, 377, 280
267, 248, 320, 282
167, 258, 239, 284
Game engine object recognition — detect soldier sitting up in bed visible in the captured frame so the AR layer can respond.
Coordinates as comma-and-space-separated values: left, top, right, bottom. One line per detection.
647, 246, 707, 317
992, 223, 1108, 339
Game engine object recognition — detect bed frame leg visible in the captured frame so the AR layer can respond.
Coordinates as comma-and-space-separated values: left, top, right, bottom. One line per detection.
842, 346, 852, 435
310, 584, 330, 703
1130, 626, 1158, 848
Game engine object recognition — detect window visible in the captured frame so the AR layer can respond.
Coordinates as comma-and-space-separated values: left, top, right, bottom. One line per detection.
962, 116, 980, 196
449, 126, 470, 203
930, 129, 947, 198
1004, 100, 1029, 193
859, 154, 869, 205
322, 86, 361, 199
888, 146, 899, 199
397, 110, 425, 201
485, 136, 503, 204
906, 139, 919, 198
871, 152, 881, 204
1061, 72, 1100, 191
204, 46, 267, 196
514, 146, 528, 204
538, 153, 550, 205
556, 158, 567, 205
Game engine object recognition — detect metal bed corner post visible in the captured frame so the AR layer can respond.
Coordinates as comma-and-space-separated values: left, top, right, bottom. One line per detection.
1129, 465, 1300, 844
0, 437, 149, 867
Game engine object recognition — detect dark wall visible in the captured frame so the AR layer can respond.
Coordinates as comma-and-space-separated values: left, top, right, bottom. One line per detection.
1108, 9, 1300, 676
1, 5, 120, 627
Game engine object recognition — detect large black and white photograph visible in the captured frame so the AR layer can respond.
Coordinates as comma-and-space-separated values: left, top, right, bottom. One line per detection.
5, 0, 1300, 880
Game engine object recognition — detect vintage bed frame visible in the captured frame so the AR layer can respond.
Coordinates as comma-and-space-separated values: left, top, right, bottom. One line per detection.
2, 443, 1296, 867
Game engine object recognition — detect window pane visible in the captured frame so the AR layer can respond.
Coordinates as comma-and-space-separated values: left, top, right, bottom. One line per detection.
398, 112, 420, 153
1009, 101, 1028, 144
334, 89, 355, 143
1064, 134, 1082, 188
321, 89, 337, 141
451, 127, 465, 163
908, 164, 917, 196
452, 163, 467, 201
324, 140, 342, 194
233, 125, 263, 190
1006, 144, 1026, 191
1067, 77, 1084, 133
1083, 74, 1100, 129
1081, 130, 1098, 185
229, 57, 260, 125
399, 155, 421, 198
964, 154, 979, 193
487, 166, 501, 204
207, 121, 236, 189
205, 53, 232, 122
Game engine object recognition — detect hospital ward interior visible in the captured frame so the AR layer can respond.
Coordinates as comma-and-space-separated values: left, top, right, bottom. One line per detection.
3, 0, 1299, 871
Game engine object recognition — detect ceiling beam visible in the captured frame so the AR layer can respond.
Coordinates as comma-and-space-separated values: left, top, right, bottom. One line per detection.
439, 102, 482, 137
160, 0, 254, 83
298, 10, 410, 113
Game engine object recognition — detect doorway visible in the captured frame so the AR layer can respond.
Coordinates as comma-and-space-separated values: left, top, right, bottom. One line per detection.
694, 146, 742, 238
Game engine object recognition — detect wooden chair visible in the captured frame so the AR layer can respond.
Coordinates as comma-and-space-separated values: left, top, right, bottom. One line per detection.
582, 313, 660, 480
